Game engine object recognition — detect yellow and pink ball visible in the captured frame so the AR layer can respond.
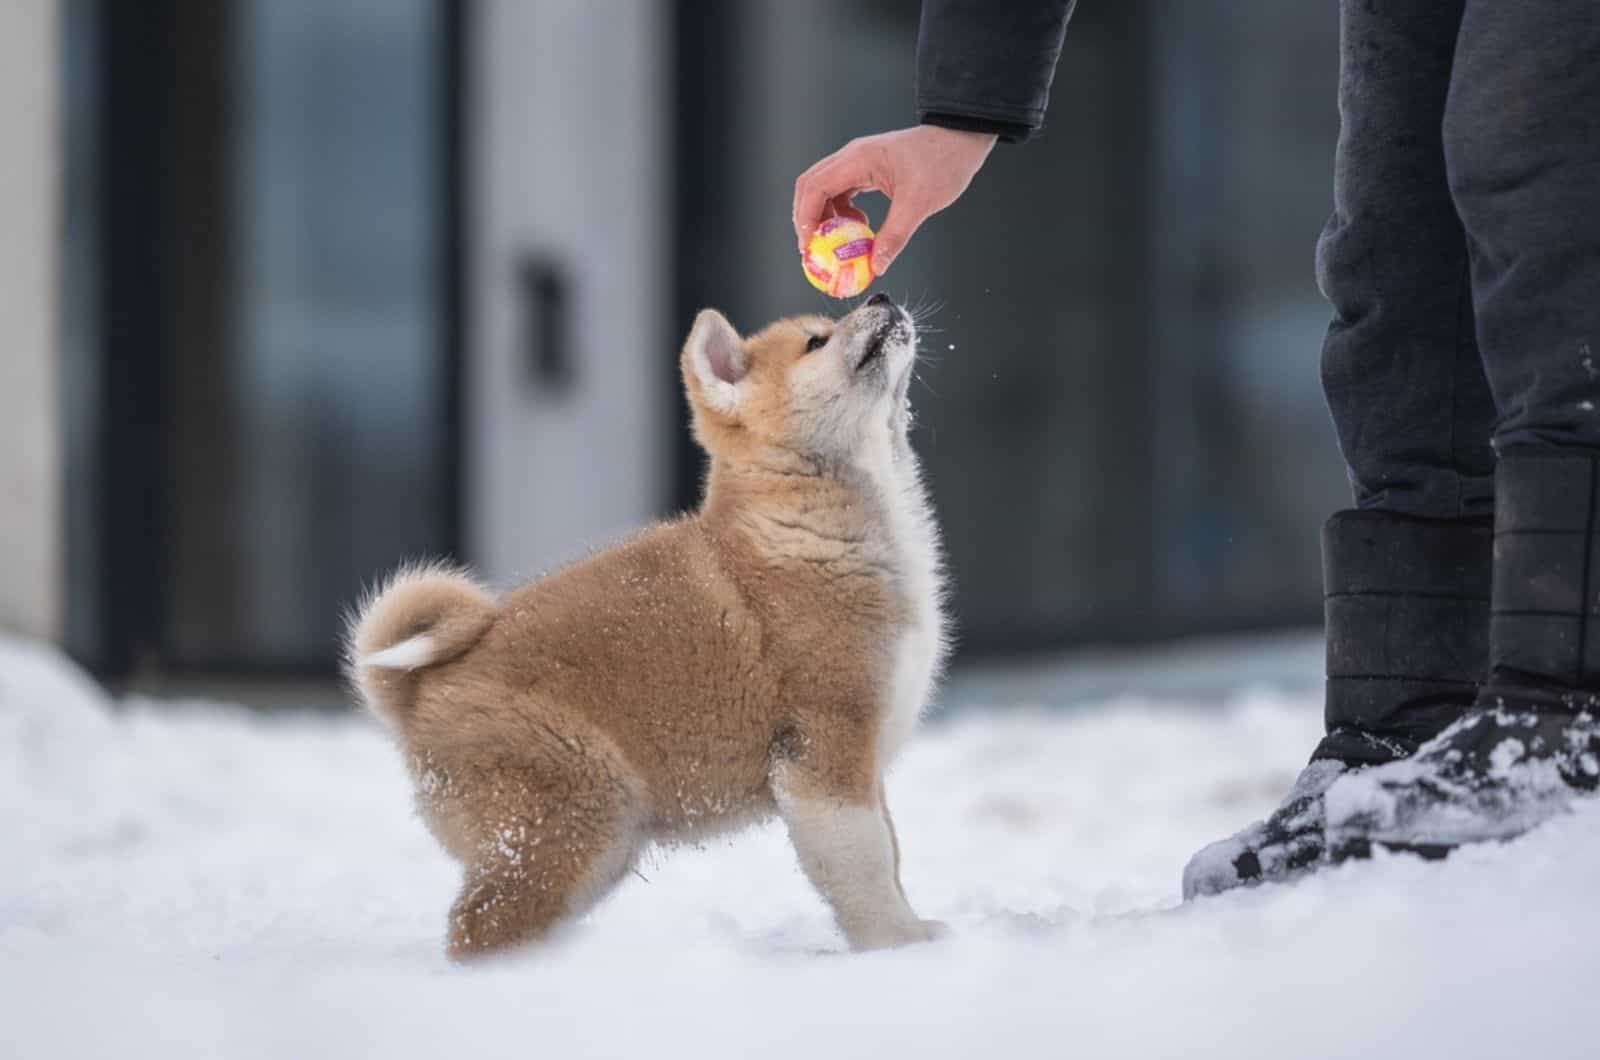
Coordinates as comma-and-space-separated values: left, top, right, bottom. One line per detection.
801, 218, 876, 298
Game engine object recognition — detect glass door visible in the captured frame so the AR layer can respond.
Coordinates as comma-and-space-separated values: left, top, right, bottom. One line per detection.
64, 0, 461, 675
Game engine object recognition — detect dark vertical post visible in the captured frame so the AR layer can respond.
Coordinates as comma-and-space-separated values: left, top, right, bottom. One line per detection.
439, 0, 469, 562
166, 0, 236, 661
96, 0, 174, 678
1105, 0, 1159, 637
668, 0, 742, 513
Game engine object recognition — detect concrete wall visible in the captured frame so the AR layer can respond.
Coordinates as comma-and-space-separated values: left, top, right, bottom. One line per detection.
0, 0, 62, 640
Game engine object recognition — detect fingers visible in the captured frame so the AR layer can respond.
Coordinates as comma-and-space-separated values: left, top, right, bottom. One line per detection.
794, 136, 928, 275
792, 163, 836, 251
793, 140, 889, 251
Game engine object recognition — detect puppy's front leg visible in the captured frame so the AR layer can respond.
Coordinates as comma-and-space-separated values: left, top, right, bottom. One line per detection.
773, 761, 944, 950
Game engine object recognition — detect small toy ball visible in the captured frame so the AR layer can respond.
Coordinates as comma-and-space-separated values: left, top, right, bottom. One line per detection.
802, 217, 876, 298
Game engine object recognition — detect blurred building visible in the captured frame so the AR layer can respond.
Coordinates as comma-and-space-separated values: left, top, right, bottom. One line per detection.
5, 0, 1350, 681
1, 0, 61, 644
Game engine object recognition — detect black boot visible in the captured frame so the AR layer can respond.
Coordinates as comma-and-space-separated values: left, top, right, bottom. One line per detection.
1183, 510, 1491, 898
1326, 452, 1600, 857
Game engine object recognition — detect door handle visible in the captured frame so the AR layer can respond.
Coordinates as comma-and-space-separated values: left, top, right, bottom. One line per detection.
518, 253, 574, 393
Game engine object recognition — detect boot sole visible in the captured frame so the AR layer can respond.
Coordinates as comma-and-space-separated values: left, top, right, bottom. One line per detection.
1330, 837, 1454, 863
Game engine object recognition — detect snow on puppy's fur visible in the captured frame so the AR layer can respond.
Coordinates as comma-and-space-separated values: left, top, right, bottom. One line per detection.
346, 297, 947, 959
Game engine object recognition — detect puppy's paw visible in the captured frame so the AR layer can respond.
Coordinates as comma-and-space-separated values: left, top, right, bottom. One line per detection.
849, 915, 949, 951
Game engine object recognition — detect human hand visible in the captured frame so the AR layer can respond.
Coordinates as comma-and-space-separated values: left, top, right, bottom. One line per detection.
792, 125, 997, 277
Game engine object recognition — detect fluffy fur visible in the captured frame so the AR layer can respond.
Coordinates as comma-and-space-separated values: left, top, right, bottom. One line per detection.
346, 297, 948, 958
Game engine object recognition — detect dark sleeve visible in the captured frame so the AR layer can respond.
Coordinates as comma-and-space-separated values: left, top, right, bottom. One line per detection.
915, 0, 1077, 144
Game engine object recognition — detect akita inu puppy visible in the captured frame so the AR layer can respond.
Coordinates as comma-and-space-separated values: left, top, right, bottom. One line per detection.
347, 294, 947, 958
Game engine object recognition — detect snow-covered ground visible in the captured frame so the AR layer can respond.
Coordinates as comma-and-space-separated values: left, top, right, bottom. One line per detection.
4, 632, 1598, 1060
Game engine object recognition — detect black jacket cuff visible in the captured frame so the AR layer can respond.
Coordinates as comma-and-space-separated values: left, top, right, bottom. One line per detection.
919, 111, 1036, 144
914, 0, 1075, 146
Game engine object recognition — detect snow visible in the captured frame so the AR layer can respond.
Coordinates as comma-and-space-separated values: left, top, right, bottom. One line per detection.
4, 632, 1600, 1060
1321, 708, 1593, 848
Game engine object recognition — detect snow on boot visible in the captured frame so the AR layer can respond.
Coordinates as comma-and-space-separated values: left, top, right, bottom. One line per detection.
1325, 452, 1600, 858
1184, 736, 1379, 899
1182, 510, 1490, 899
1325, 702, 1600, 858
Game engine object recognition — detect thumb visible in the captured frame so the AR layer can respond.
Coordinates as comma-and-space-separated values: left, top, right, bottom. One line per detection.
871, 195, 929, 276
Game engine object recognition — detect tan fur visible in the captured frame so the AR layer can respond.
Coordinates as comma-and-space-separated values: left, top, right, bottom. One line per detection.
347, 299, 947, 958
344, 562, 497, 729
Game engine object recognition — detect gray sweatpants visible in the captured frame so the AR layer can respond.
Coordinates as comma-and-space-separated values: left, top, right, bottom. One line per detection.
1319, 0, 1600, 519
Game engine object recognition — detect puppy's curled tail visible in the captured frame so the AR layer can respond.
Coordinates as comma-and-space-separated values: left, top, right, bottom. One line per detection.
345, 562, 497, 730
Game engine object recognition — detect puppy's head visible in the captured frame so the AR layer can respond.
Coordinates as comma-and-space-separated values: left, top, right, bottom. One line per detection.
681, 294, 916, 464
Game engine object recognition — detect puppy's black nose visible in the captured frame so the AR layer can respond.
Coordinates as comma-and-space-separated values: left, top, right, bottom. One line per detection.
866, 292, 894, 308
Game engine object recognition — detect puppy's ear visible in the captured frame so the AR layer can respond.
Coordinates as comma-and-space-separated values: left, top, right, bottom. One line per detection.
682, 309, 747, 414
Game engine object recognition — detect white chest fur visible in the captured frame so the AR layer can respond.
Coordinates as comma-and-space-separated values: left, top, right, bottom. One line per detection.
855, 430, 948, 761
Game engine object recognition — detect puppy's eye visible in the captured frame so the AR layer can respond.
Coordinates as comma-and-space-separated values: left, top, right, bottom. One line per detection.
804, 334, 828, 353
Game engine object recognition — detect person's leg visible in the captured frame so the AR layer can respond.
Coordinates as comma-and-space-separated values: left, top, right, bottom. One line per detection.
1324, 0, 1600, 854
1451, 0, 1600, 708
1185, 0, 1495, 898
1313, 0, 1503, 756
1448, 1, 1600, 461
1317, 4, 1495, 520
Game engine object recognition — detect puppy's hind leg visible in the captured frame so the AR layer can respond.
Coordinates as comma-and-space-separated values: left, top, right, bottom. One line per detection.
446, 760, 641, 961
772, 760, 943, 951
